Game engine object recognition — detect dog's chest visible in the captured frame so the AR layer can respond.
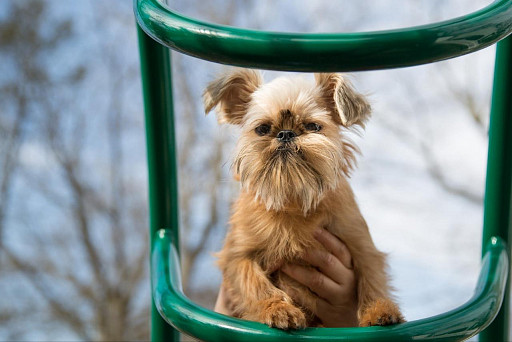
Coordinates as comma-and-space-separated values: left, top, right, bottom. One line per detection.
252, 211, 328, 272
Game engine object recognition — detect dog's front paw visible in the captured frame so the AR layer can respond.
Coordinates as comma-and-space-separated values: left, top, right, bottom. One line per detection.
245, 298, 307, 330
359, 298, 405, 327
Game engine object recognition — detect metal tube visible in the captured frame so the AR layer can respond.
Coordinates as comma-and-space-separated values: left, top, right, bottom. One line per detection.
136, 25, 180, 342
481, 35, 512, 342
135, 0, 512, 72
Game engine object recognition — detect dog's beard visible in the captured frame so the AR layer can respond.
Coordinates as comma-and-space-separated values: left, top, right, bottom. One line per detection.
234, 134, 356, 214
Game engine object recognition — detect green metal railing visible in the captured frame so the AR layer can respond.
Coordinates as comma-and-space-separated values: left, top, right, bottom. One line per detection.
135, 0, 512, 341
136, 0, 512, 71
152, 230, 508, 342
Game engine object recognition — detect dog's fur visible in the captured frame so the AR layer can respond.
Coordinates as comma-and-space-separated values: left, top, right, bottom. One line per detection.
204, 69, 404, 329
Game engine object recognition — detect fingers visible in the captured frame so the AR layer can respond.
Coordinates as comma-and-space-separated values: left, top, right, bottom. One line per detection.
282, 263, 341, 302
303, 248, 354, 285
281, 228, 357, 315
314, 228, 353, 270
316, 299, 359, 328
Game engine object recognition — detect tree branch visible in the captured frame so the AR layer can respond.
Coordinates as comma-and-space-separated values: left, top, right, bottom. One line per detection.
3, 247, 94, 341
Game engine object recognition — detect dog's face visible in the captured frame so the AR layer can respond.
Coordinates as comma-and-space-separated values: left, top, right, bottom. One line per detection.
204, 70, 370, 213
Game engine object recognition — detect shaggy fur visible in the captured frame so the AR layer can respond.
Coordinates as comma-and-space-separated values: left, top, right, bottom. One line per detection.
204, 69, 404, 329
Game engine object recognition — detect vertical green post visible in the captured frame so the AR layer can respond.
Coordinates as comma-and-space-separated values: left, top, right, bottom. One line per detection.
137, 25, 180, 342
480, 36, 512, 342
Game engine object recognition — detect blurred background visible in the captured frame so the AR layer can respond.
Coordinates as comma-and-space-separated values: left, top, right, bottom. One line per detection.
0, 0, 502, 340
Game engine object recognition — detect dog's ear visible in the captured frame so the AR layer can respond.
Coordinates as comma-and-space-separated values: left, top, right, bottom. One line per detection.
203, 69, 263, 125
315, 73, 371, 127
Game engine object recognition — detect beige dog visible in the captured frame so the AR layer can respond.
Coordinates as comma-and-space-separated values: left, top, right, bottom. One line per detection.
204, 69, 404, 329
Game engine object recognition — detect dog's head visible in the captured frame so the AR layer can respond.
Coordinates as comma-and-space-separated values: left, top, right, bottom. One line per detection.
204, 69, 370, 213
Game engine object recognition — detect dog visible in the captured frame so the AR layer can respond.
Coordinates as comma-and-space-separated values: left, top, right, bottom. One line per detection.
203, 69, 404, 329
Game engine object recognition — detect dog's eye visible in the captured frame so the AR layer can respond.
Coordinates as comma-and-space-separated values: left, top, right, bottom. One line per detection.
305, 123, 322, 132
255, 124, 271, 136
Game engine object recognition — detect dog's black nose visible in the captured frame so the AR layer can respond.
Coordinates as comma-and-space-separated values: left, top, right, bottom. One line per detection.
276, 130, 296, 142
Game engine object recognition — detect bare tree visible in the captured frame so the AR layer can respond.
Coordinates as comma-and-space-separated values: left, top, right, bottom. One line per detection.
370, 0, 491, 206
375, 49, 491, 206
0, 0, 242, 339
0, 1, 149, 340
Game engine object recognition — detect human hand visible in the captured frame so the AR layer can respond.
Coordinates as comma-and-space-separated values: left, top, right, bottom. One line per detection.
281, 228, 358, 327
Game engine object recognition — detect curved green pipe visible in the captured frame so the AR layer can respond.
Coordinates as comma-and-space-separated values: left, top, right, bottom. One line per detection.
134, 0, 512, 71
152, 229, 508, 342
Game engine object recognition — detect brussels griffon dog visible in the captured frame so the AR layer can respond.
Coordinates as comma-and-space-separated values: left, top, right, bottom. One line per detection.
204, 69, 404, 329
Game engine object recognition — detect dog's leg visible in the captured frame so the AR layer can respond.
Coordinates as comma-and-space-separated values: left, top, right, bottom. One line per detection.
223, 257, 307, 329
330, 211, 405, 327
352, 248, 405, 327
359, 297, 404, 327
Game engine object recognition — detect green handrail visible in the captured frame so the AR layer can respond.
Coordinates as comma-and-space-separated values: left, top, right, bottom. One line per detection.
480, 36, 512, 342
135, 0, 512, 72
153, 229, 508, 342
137, 25, 179, 342
135, 1, 512, 341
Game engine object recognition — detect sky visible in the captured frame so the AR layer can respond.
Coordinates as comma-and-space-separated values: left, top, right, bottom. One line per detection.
1, 0, 505, 340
